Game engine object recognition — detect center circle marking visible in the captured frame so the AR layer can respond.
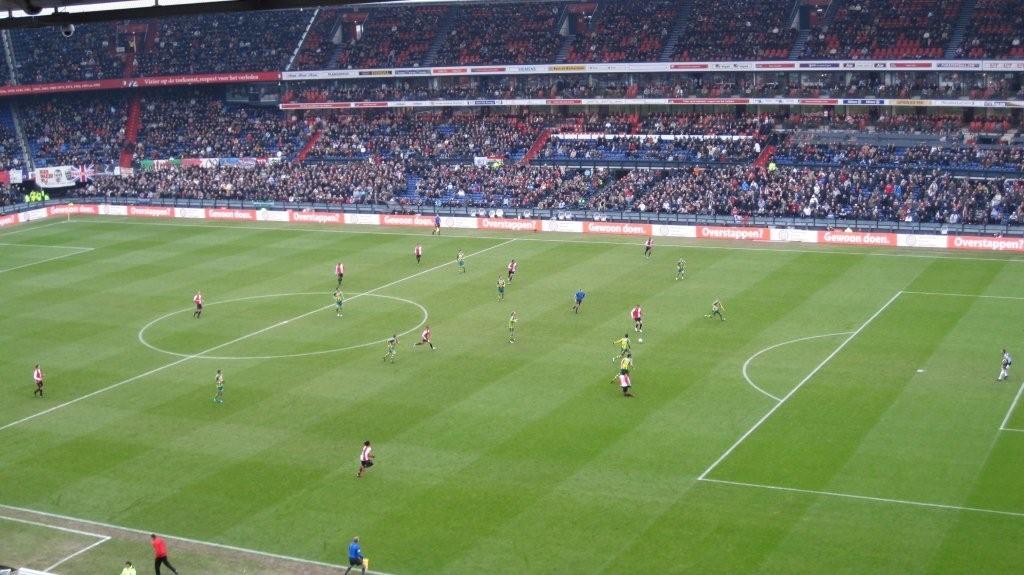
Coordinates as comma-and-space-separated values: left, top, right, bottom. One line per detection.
137, 291, 428, 360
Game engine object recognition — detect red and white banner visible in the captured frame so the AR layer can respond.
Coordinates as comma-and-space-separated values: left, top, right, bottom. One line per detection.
948, 235, 1024, 252
818, 230, 897, 246
289, 210, 343, 225
583, 222, 652, 236
127, 206, 174, 218
478, 218, 540, 232
6, 203, 1024, 255
206, 208, 257, 221
698, 226, 769, 241
34, 166, 77, 188
381, 214, 435, 227
47, 204, 99, 215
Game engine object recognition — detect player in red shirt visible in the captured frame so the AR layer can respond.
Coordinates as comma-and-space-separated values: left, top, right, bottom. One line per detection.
192, 291, 203, 319
631, 305, 643, 334
643, 237, 653, 259
414, 244, 423, 264
414, 326, 435, 350
33, 364, 44, 397
150, 534, 179, 575
507, 259, 518, 282
335, 262, 345, 287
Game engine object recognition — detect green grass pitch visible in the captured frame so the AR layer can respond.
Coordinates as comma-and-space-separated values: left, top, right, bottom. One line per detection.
1, 216, 1023, 574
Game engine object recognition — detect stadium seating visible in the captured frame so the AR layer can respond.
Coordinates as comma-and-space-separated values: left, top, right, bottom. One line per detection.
10, 24, 125, 84
133, 90, 310, 161
803, 0, 961, 59
18, 92, 128, 167
955, 0, 1024, 59
565, 0, 680, 63
434, 2, 563, 65
673, 0, 796, 61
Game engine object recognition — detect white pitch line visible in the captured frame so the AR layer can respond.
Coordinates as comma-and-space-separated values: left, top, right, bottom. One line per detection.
0, 504, 397, 575
700, 477, 1024, 519
0, 219, 68, 237
0, 242, 94, 250
0, 238, 514, 433
0, 245, 94, 274
903, 291, 1024, 301
1003, 427, 1024, 433
45, 535, 111, 572
741, 332, 853, 403
0, 513, 109, 539
698, 291, 904, 480
999, 382, 1024, 430
67, 217, 1024, 263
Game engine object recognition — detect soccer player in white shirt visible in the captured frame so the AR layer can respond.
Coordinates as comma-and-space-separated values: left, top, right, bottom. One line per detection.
998, 349, 1013, 381
357, 441, 374, 478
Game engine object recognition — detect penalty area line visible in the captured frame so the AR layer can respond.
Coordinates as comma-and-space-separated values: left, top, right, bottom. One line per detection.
999, 381, 1024, 431
699, 478, 1024, 519
0, 504, 396, 575
698, 291, 903, 481
0, 247, 94, 275
0, 238, 514, 434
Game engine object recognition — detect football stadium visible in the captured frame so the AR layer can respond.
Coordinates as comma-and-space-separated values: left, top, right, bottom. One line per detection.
0, 0, 1023, 573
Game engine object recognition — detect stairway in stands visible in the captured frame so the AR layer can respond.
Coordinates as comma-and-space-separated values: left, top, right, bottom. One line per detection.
119, 97, 142, 169
521, 129, 552, 164
944, 0, 977, 58
294, 129, 322, 162
0, 101, 30, 170
788, 30, 811, 60
658, 0, 696, 61
753, 145, 776, 168
421, 6, 458, 67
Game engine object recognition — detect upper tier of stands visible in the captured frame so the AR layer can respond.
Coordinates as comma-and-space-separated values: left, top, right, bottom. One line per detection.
0, 0, 1018, 87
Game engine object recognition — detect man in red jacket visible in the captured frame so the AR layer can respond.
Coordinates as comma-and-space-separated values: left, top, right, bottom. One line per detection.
150, 534, 179, 575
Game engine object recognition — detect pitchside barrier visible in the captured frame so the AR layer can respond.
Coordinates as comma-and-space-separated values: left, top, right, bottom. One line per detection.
2, 203, 1023, 254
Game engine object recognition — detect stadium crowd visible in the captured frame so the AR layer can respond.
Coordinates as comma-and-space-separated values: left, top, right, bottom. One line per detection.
19, 93, 128, 167
673, 0, 795, 61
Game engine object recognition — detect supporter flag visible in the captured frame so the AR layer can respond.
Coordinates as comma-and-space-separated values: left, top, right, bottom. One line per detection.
75, 165, 96, 183
34, 166, 76, 188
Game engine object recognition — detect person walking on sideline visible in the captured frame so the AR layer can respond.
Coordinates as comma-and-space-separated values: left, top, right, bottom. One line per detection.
344, 537, 367, 575
150, 534, 178, 575
120, 560, 137, 575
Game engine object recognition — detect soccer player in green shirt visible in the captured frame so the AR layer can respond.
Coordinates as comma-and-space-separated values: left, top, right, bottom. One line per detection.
497, 277, 506, 301
676, 258, 687, 280
334, 289, 344, 317
613, 333, 631, 361
383, 334, 398, 363
508, 311, 518, 343
457, 249, 466, 273
214, 369, 224, 404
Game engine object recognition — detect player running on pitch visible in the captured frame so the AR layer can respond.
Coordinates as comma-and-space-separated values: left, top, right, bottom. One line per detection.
213, 369, 225, 404
676, 258, 687, 280
432, 214, 442, 236
612, 352, 633, 384
457, 249, 466, 273
383, 334, 398, 363
33, 364, 44, 397
193, 291, 204, 319
998, 349, 1013, 381
508, 311, 518, 343
631, 305, 644, 335
357, 440, 375, 478
507, 259, 518, 282
644, 237, 653, 259
415, 326, 435, 350
334, 289, 344, 317
572, 288, 586, 314
618, 373, 634, 398
335, 262, 345, 287
705, 299, 725, 321
414, 244, 423, 264
613, 333, 631, 361
497, 277, 506, 301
